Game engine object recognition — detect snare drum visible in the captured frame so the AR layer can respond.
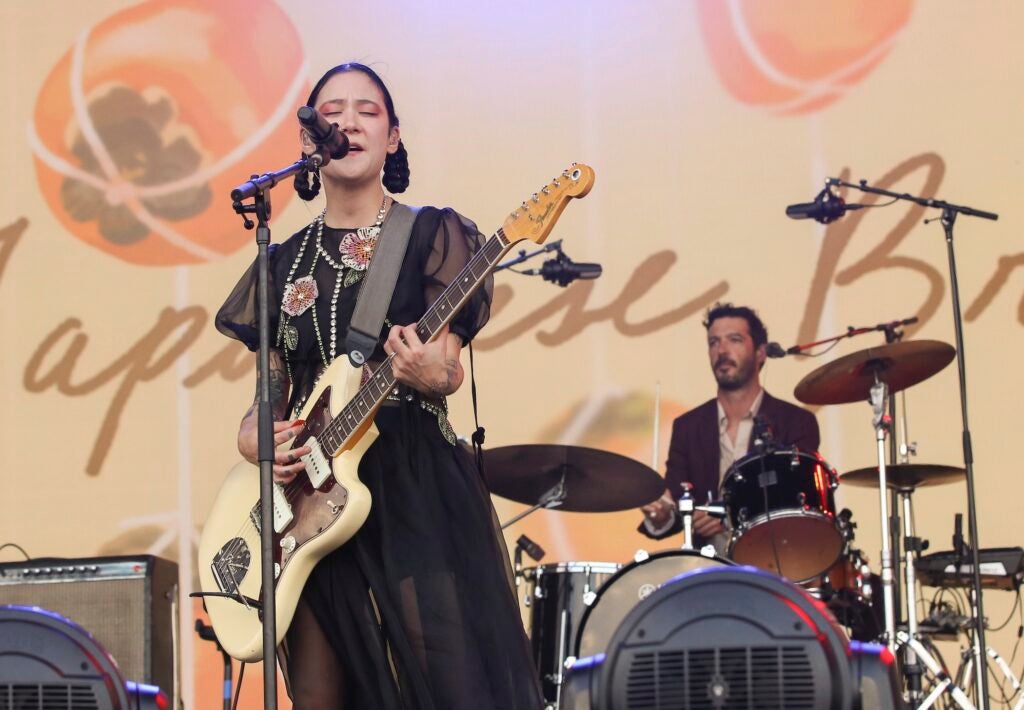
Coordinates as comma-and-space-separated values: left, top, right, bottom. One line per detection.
722, 448, 843, 582
574, 549, 734, 661
521, 561, 620, 704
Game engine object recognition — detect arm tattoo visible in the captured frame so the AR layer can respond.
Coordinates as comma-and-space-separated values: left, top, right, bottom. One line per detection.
428, 358, 460, 397
254, 351, 291, 419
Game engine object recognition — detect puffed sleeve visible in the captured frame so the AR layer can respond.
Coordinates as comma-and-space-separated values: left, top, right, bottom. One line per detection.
215, 243, 286, 352
421, 208, 492, 345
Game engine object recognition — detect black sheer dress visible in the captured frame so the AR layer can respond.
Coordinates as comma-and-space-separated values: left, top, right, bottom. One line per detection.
216, 206, 543, 709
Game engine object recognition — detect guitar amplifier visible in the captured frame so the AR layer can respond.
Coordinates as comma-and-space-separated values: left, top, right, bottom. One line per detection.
0, 555, 179, 708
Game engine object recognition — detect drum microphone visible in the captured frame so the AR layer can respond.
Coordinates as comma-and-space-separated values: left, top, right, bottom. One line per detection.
522, 252, 602, 287
765, 342, 787, 358
786, 186, 865, 224
297, 105, 350, 163
516, 534, 545, 562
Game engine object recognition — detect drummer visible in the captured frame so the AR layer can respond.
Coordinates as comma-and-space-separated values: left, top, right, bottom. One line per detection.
639, 303, 820, 553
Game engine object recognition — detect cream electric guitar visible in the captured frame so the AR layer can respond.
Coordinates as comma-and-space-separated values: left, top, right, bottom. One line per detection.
198, 164, 595, 661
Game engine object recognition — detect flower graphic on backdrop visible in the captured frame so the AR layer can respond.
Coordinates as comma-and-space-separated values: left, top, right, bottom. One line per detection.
60, 85, 212, 246
697, 0, 914, 115
30, 0, 309, 266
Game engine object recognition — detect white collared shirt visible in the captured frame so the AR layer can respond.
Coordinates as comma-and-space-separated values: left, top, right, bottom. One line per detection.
716, 388, 765, 486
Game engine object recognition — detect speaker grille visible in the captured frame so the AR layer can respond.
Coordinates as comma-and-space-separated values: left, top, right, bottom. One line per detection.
0, 683, 100, 710
0, 579, 146, 683
626, 646, 816, 709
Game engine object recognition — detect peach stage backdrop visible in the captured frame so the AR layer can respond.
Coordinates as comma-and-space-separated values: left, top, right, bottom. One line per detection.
1, 1, 1022, 706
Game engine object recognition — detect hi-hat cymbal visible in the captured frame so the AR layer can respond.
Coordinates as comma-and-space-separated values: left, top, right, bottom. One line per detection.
841, 463, 965, 490
482, 444, 664, 512
794, 340, 956, 405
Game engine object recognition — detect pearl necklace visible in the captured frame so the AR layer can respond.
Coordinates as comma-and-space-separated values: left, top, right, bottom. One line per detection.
313, 195, 390, 363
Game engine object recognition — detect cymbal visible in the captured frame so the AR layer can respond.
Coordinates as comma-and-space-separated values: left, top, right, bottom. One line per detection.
794, 340, 956, 405
482, 444, 665, 512
841, 463, 965, 490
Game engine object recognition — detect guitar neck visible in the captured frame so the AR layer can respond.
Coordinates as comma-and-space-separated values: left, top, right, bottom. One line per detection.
319, 229, 514, 454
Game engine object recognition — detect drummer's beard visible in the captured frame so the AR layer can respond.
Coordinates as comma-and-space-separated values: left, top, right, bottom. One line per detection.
713, 355, 756, 390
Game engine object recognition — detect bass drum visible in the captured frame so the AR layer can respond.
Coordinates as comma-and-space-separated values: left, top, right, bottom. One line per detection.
574, 549, 734, 660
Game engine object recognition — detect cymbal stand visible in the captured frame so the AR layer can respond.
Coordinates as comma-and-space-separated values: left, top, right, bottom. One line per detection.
500, 470, 567, 530
678, 485, 695, 550
895, 389, 925, 702
897, 630, 976, 710
890, 424, 973, 707
870, 378, 898, 652
957, 647, 1024, 710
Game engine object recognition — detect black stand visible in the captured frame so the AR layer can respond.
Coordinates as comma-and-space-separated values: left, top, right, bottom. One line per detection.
195, 620, 234, 710
826, 176, 998, 708
231, 154, 322, 710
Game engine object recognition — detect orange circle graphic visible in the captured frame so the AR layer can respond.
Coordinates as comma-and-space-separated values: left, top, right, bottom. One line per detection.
31, 0, 308, 266
697, 0, 914, 114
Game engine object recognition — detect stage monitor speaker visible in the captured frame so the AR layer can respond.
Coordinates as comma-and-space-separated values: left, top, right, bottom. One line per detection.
0, 555, 178, 709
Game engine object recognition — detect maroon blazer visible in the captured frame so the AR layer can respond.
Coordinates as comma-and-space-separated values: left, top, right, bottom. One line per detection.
640, 391, 820, 541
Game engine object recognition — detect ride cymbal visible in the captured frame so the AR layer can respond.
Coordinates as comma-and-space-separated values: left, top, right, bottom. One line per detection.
794, 340, 956, 405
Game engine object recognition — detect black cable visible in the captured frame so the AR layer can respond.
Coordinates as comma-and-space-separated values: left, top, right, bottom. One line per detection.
987, 661, 1013, 707
989, 589, 1021, 632
468, 341, 486, 479
0, 543, 30, 560
231, 662, 245, 710
793, 339, 843, 359
858, 197, 901, 210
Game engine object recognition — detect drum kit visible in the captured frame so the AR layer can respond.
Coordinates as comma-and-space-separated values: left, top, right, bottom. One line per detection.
486, 333, 997, 709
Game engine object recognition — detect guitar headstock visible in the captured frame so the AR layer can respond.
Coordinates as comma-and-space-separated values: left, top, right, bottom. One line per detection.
502, 163, 595, 245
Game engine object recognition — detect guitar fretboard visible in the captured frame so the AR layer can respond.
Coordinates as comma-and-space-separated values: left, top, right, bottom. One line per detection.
318, 228, 512, 454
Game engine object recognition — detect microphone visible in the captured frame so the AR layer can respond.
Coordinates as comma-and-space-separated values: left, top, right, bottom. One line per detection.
786, 186, 865, 224
953, 513, 965, 562
516, 535, 545, 562
297, 105, 349, 163
765, 342, 787, 358
523, 254, 602, 287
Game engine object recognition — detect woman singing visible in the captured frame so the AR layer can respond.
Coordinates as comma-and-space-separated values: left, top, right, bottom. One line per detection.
216, 63, 542, 709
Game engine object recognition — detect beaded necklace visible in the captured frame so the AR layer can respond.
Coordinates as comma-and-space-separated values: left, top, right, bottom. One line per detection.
276, 196, 391, 400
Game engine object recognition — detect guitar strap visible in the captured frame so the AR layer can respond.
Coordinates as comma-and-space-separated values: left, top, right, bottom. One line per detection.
345, 203, 420, 367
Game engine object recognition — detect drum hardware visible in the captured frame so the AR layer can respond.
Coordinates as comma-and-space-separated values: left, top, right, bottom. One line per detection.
514, 534, 545, 590
793, 327, 977, 703
676, 484, 695, 550
520, 561, 621, 707
500, 472, 566, 530
867, 378, 901, 654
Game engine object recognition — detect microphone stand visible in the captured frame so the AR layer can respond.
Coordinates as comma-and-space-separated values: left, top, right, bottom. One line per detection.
784, 316, 918, 355
230, 152, 325, 710
493, 239, 562, 273
826, 176, 998, 708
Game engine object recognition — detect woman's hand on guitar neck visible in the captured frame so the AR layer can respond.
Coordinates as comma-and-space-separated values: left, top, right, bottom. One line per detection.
237, 415, 311, 483
386, 323, 465, 398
